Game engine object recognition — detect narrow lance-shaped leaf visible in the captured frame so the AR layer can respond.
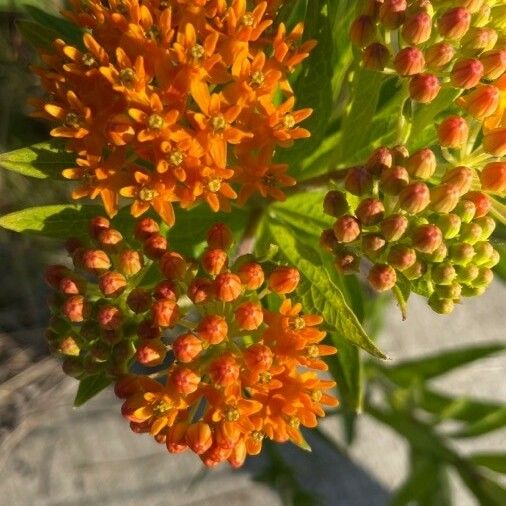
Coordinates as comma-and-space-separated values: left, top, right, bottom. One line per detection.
470, 453, 506, 475
74, 374, 112, 407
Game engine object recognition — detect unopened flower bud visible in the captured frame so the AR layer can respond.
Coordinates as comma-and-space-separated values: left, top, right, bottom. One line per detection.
450, 58, 484, 89
63, 295, 87, 322
198, 315, 228, 345
334, 249, 361, 274
143, 234, 167, 259
237, 262, 264, 290
449, 242, 475, 265
323, 190, 349, 217
381, 214, 409, 241
399, 182, 430, 214
186, 422, 212, 455
333, 215, 361, 243
425, 42, 455, 69
89, 216, 110, 238
244, 343, 273, 372
402, 11, 432, 44
136, 339, 167, 367
462, 27, 497, 52
367, 264, 397, 292
356, 198, 385, 225
135, 217, 159, 240
152, 298, 179, 327
438, 116, 468, 148
215, 272, 243, 301
320, 229, 339, 252
173, 333, 202, 363
436, 282, 462, 300
207, 223, 233, 250
137, 319, 161, 340
363, 43, 390, 71
480, 49, 506, 80
153, 280, 178, 301
460, 222, 483, 245
431, 262, 457, 285
430, 183, 460, 213
411, 224, 443, 253
428, 295, 455, 314
350, 15, 376, 47
388, 245, 417, 271
62, 357, 84, 378
461, 0, 484, 14
454, 200, 476, 223
438, 7, 471, 40
127, 287, 151, 313
480, 162, 506, 194
98, 228, 123, 250
362, 234, 387, 257
460, 85, 500, 120
268, 267, 300, 294
472, 267, 493, 288
344, 166, 374, 196
82, 249, 111, 272
188, 278, 215, 303
160, 251, 187, 279
391, 145, 410, 165
379, 0, 407, 29
404, 260, 426, 280
475, 216, 496, 240
380, 165, 410, 194
436, 213, 461, 239
58, 335, 81, 356
119, 249, 143, 277
456, 264, 480, 284
473, 241, 494, 265
235, 302, 264, 330
98, 305, 123, 330
483, 128, 506, 157
406, 148, 436, 180
409, 74, 440, 103
171, 366, 201, 394
394, 47, 425, 76
99, 271, 127, 297
366, 147, 393, 175
202, 248, 228, 276
209, 354, 240, 387
464, 192, 490, 218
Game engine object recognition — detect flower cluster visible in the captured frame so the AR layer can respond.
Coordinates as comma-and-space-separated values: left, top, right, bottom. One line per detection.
32, 0, 314, 224
45, 216, 337, 467
351, 0, 505, 104
321, 144, 500, 314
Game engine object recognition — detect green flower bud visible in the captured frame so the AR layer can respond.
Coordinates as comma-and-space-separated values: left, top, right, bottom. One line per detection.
436, 213, 461, 239
427, 243, 448, 263
474, 216, 496, 239
454, 200, 476, 223
459, 222, 482, 245
472, 267, 493, 288
482, 248, 500, 268
473, 241, 494, 265
456, 264, 479, 283
461, 284, 486, 297
431, 262, 457, 285
428, 294, 455, 314
403, 260, 426, 280
436, 282, 462, 300
449, 242, 475, 265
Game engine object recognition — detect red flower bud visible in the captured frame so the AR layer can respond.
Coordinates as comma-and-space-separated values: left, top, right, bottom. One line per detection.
160, 251, 187, 279
367, 264, 397, 292
381, 214, 409, 241
480, 162, 506, 194
63, 295, 87, 322
215, 272, 242, 301
379, 0, 407, 29
244, 343, 273, 373
394, 47, 425, 76
198, 314, 228, 345
320, 229, 338, 252
391, 145, 409, 165
235, 302, 264, 331
186, 422, 212, 454
209, 354, 240, 387
366, 147, 393, 175
333, 215, 361, 243
411, 224, 443, 253
127, 287, 152, 313
153, 280, 178, 301
380, 165, 410, 194
402, 12, 432, 44
237, 262, 265, 290
118, 249, 143, 277
438, 7, 471, 40
480, 49, 506, 80
45, 265, 70, 289
98, 228, 123, 249
430, 183, 460, 213
207, 223, 233, 250
89, 216, 110, 238
143, 234, 168, 259
406, 148, 436, 180
99, 271, 127, 297
59, 275, 86, 295
98, 305, 123, 330
450, 58, 484, 89
399, 182, 430, 214
173, 333, 202, 363
344, 166, 374, 196
323, 190, 349, 217
136, 338, 167, 367
350, 15, 376, 47
188, 277, 215, 303
65, 237, 82, 256
152, 298, 179, 327
202, 248, 228, 275
334, 249, 361, 274
137, 319, 161, 340
464, 191, 490, 218
460, 85, 500, 119
483, 128, 506, 157
135, 217, 159, 240
355, 198, 385, 225
170, 366, 201, 394
425, 42, 455, 69
442, 166, 473, 196
363, 43, 390, 71
268, 267, 300, 294
409, 73, 440, 103
82, 249, 111, 272
362, 234, 387, 257
438, 116, 468, 148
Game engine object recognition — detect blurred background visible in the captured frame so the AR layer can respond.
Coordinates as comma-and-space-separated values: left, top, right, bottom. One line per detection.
0, 2, 504, 505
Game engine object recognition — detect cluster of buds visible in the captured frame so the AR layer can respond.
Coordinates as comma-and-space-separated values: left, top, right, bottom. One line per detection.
32, 0, 313, 225
351, 0, 505, 104
321, 145, 500, 314
46, 216, 337, 467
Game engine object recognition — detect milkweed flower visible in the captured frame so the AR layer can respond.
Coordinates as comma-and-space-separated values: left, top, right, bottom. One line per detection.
45, 217, 337, 467
32, 0, 314, 224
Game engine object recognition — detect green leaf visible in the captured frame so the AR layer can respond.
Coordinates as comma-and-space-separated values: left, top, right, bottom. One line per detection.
16, 19, 60, 50
0, 204, 134, 239
452, 407, 506, 438
470, 453, 506, 474
0, 141, 74, 179
377, 343, 505, 386
74, 374, 112, 407
455, 468, 506, 506
268, 222, 387, 359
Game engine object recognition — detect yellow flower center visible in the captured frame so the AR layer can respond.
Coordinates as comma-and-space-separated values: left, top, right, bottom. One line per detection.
288, 416, 300, 429
153, 401, 172, 416
311, 390, 323, 402
119, 68, 135, 87
306, 344, 319, 358
251, 431, 264, 442
169, 150, 184, 166
283, 114, 296, 129
259, 372, 272, 384
65, 112, 82, 128
191, 44, 205, 60
82, 53, 96, 67
211, 115, 227, 132
139, 187, 158, 202
262, 174, 276, 187
207, 179, 222, 192
146, 26, 160, 41
251, 71, 265, 87
291, 316, 306, 330
241, 13, 254, 27
148, 114, 164, 130
159, 0, 169, 8
225, 407, 240, 422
